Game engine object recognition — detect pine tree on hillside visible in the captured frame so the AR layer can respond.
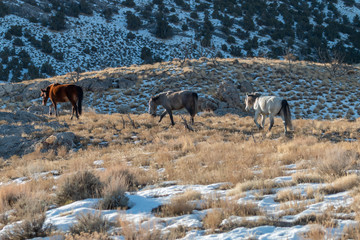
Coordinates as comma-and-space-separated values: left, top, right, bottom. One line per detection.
41, 62, 55, 76
0, 1, 9, 17
140, 47, 153, 64
49, 10, 66, 31
41, 35, 53, 54
126, 11, 141, 30
79, 0, 93, 15
155, 8, 173, 39
200, 11, 214, 47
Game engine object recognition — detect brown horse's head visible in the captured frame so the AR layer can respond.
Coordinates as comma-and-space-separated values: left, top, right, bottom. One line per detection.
148, 96, 158, 116
40, 87, 50, 106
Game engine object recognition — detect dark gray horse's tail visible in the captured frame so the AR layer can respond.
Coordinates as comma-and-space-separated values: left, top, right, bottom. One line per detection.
192, 92, 198, 116
77, 86, 83, 115
280, 100, 292, 130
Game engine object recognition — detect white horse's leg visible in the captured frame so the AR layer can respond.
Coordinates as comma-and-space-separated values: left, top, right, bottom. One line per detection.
254, 110, 262, 129
269, 115, 275, 131
261, 114, 266, 128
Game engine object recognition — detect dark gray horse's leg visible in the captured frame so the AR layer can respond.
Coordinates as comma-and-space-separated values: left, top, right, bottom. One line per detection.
185, 106, 195, 125
159, 110, 168, 122
269, 115, 274, 131
168, 110, 175, 125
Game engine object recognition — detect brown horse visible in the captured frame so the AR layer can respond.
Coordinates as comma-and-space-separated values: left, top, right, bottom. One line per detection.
41, 83, 83, 119
148, 90, 198, 125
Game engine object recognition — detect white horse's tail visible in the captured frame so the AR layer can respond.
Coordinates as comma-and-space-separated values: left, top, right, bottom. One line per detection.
280, 100, 293, 130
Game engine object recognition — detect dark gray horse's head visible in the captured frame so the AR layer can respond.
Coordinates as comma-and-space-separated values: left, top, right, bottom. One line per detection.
148, 97, 158, 116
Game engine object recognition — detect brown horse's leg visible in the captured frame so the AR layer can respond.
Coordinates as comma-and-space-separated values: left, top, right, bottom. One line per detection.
70, 101, 78, 120
52, 102, 58, 117
49, 104, 53, 116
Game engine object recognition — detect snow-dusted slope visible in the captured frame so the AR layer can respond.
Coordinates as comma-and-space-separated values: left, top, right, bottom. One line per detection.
1, 0, 360, 82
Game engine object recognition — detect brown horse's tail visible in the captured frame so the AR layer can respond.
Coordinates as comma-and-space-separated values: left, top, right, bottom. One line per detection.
280, 100, 293, 130
77, 86, 83, 115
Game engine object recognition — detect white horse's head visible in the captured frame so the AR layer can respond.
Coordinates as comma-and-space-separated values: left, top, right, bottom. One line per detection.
245, 94, 254, 111
245, 93, 261, 111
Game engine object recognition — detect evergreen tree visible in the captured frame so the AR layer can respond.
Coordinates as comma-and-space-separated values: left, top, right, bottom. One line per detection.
122, 0, 135, 7
18, 50, 31, 68
126, 11, 141, 30
66, 2, 80, 17
41, 62, 55, 76
27, 64, 40, 79
155, 8, 173, 39
41, 35, 53, 54
49, 10, 66, 31
354, 15, 360, 28
140, 47, 153, 64
79, 0, 92, 15
13, 38, 24, 47
0, 1, 9, 17
8, 25, 23, 37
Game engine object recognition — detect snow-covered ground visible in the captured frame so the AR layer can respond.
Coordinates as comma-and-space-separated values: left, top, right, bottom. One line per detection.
0, 163, 357, 239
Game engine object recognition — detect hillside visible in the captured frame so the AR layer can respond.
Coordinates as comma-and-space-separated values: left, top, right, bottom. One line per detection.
1, 0, 360, 82
1, 58, 359, 121
0, 56, 359, 238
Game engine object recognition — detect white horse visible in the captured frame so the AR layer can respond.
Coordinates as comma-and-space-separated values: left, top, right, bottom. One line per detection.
245, 93, 294, 134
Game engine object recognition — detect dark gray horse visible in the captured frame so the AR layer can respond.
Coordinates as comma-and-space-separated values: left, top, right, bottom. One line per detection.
148, 90, 198, 125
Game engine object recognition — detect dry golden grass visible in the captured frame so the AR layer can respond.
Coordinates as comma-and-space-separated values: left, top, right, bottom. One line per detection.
118, 219, 163, 240
202, 197, 263, 232
153, 193, 197, 217
275, 189, 304, 202
301, 225, 326, 240
0, 109, 359, 236
320, 174, 360, 195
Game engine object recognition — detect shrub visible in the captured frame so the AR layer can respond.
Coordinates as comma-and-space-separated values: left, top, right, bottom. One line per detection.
49, 10, 66, 31
13, 38, 24, 47
315, 147, 357, 178
2, 214, 54, 240
122, 0, 135, 7
155, 11, 173, 39
41, 35, 53, 54
8, 25, 23, 37
126, 11, 141, 30
56, 171, 103, 205
65, 232, 111, 240
79, 0, 93, 15
40, 62, 55, 76
203, 209, 223, 232
0, 1, 9, 17
118, 219, 163, 240
230, 45, 243, 57
152, 195, 196, 217
141, 47, 153, 64
98, 174, 129, 210
69, 212, 112, 235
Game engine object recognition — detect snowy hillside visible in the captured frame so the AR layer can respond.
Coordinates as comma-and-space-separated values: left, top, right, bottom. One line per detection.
1, 0, 360, 82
